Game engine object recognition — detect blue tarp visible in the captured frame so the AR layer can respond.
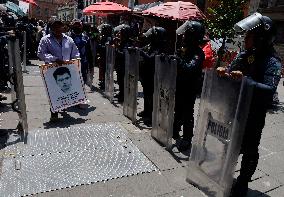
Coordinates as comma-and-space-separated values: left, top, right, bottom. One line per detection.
5, 1, 25, 16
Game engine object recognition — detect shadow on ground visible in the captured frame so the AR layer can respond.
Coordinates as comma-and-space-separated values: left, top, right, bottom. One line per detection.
267, 102, 284, 114
246, 188, 270, 197
43, 113, 88, 129
0, 129, 22, 149
66, 105, 96, 116
0, 102, 12, 113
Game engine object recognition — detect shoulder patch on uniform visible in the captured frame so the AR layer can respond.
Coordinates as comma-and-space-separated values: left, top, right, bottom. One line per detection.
247, 55, 255, 64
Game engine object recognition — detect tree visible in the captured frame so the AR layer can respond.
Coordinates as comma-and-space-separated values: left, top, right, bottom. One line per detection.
206, 0, 248, 67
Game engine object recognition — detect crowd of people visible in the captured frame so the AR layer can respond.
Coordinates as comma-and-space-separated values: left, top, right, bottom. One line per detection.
1, 10, 283, 197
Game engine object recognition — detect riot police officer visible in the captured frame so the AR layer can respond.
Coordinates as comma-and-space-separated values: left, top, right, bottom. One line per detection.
173, 21, 205, 151
113, 24, 132, 103
217, 13, 282, 197
97, 23, 113, 90
139, 26, 168, 125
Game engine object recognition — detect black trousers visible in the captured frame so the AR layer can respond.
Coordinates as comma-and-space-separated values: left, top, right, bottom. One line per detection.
116, 64, 125, 99
173, 89, 196, 140
238, 106, 267, 182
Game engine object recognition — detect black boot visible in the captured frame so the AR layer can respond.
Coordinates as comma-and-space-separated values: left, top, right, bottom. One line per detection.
230, 177, 248, 197
177, 138, 192, 152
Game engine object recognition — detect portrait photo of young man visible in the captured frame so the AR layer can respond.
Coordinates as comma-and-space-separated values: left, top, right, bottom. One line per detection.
53, 67, 73, 94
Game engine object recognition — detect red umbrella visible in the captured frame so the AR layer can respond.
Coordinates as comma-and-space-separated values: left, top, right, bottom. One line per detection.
83, 2, 131, 16
21, 0, 38, 6
142, 1, 205, 21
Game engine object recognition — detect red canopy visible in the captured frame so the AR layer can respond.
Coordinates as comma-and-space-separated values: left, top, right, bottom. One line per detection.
142, 1, 205, 21
21, 0, 38, 6
83, 2, 131, 16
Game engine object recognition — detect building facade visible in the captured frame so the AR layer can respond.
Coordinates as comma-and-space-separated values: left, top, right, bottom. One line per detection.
29, 0, 65, 21
57, 3, 76, 22
257, 0, 284, 64
83, 0, 95, 24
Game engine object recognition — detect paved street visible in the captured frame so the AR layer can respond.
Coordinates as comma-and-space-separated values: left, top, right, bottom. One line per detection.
0, 61, 284, 197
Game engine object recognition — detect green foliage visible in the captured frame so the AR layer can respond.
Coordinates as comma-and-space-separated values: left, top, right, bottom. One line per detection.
206, 0, 247, 40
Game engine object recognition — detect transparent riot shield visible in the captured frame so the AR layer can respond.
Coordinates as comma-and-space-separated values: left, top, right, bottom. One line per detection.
123, 48, 139, 123
187, 70, 254, 197
105, 44, 115, 102
151, 56, 177, 149
7, 38, 28, 142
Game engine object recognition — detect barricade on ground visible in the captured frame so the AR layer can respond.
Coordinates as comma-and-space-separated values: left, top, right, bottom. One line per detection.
7, 38, 28, 142
123, 48, 139, 123
151, 55, 177, 149
104, 44, 115, 102
187, 70, 254, 197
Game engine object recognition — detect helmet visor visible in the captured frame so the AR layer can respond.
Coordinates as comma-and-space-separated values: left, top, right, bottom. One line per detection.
176, 21, 190, 35
234, 12, 263, 33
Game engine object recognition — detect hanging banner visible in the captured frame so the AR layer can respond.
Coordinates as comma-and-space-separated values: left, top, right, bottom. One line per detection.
40, 59, 87, 113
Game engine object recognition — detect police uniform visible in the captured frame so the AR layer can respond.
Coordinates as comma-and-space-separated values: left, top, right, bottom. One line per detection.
113, 24, 132, 103
228, 13, 282, 197
139, 26, 167, 123
97, 24, 113, 89
174, 46, 205, 141
173, 21, 205, 151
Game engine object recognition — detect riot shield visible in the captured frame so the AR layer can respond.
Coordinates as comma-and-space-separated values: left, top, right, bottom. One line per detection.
151, 56, 177, 149
123, 48, 139, 123
104, 44, 115, 102
7, 39, 28, 141
187, 70, 254, 197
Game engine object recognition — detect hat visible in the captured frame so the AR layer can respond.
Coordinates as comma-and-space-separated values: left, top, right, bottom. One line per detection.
49, 18, 63, 26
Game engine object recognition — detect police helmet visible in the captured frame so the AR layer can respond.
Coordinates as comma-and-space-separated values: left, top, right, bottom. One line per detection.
98, 23, 113, 37
176, 20, 205, 44
234, 12, 276, 45
143, 26, 167, 45
4, 14, 16, 27
114, 24, 131, 37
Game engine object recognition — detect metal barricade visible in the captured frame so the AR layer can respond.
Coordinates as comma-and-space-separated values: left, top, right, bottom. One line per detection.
104, 44, 115, 102
7, 38, 28, 142
151, 55, 177, 149
187, 70, 254, 197
22, 31, 27, 73
123, 48, 139, 123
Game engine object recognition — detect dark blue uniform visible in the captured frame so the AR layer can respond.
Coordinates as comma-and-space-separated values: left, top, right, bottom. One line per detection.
228, 47, 282, 182
139, 45, 158, 121
71, 33, 93, 84
173, 46, 205, 140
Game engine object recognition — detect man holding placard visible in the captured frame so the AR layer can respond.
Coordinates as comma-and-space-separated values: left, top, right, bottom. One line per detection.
37, 18, 81, 122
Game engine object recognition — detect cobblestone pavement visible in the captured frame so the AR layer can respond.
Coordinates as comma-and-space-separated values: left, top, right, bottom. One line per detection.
0, 61, 284, 197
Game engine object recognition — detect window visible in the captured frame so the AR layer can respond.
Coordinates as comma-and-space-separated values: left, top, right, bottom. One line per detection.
36, 7, 40, 16
45, 8, 49, 16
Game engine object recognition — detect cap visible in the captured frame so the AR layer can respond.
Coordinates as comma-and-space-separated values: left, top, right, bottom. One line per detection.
49, 18, 63, 26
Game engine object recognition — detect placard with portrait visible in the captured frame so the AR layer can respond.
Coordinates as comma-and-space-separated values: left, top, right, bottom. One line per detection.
40, 59, 87, 112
